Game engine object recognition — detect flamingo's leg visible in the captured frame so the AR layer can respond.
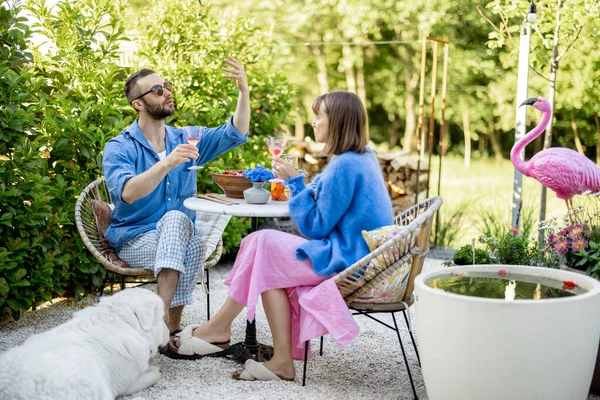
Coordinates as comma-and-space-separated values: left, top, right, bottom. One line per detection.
566, 199, 574, 224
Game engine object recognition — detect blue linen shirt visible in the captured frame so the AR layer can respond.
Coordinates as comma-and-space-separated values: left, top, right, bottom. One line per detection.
102, 116, 248, 251
285, 150, 394, 276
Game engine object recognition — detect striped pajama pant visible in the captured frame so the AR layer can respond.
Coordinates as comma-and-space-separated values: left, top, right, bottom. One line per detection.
117, 210, 205, 308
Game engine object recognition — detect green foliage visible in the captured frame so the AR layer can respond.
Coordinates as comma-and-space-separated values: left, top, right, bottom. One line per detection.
0, 1, 66, 319
24, 0, 133, 301
452, 233, 538, 267
452, 245, 490, 265
475, 197, 537, 241
481, 233, 534, 266
576, 240, 600, 279
436, 199, 473, 248
538, 195, 600, 277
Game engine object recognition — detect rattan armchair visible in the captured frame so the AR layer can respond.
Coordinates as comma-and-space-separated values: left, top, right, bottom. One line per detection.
75, 177, 223, 318
301, 196, 443, 400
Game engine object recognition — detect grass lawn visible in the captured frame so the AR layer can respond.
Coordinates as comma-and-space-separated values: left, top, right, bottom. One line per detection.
428, 155, 565, 248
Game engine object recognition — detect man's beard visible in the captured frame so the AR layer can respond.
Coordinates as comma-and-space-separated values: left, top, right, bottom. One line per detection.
142, 99, 175, 120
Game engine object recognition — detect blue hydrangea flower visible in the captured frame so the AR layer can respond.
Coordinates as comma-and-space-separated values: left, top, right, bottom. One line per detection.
243, 165, 275, 182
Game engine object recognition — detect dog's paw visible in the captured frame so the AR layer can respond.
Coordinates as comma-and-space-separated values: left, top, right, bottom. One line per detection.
143, 365, 160, 385
120, 366, 161, 396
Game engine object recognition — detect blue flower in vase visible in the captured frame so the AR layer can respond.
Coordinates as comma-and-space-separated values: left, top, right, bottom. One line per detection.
243, 165, 275, 183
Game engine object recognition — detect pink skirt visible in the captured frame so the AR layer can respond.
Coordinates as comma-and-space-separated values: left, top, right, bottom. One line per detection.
224, 229, 359, 359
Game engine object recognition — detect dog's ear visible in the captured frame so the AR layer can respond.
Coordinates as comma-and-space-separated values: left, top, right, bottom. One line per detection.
134, 306, 155, 331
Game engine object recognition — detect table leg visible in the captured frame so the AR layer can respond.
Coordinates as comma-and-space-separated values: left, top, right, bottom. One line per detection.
224, 216, 274, 364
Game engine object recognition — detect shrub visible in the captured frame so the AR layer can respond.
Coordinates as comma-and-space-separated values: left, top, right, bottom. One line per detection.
452, 245, 490, 265
0, 1, 68, 319
25, 0, 133, 299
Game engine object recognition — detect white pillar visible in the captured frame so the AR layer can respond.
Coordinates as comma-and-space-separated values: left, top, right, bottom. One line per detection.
511, 23, 532, 234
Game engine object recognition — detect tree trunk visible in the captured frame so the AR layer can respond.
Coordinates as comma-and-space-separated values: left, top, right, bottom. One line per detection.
539, 0, 562, 245
479, 133, 486, 154
595, 113, 600, 166
294, 114, 304, 139
394, 27, 418, 153
571, 116, 584, 154
462, 107, 471, 168
390, 116, 400, 148
312, 45, 329, 93
342, 43, 356, 93
356, 46, 367, 108
488, 119, 505, 162
441, 119, 449, 156
403, 92, 416, 152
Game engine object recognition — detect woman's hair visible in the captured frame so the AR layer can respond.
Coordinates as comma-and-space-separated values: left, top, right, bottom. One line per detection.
311, 91, 368, 155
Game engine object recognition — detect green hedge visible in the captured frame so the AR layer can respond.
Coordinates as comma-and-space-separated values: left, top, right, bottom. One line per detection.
0, 0, 293, 319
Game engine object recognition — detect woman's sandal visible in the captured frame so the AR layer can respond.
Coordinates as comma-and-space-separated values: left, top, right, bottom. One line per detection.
161, 324, 231, 360
232, 360, 295, 382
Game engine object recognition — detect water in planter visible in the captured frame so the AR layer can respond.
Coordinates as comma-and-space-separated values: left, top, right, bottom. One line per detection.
426, 271, 587, 300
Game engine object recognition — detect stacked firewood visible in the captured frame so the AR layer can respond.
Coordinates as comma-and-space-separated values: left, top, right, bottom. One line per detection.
377, 152, 430, 215
289, 138, 430, 215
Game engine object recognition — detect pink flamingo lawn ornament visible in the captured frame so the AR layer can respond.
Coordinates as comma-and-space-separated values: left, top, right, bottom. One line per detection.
510, 97, 600, 211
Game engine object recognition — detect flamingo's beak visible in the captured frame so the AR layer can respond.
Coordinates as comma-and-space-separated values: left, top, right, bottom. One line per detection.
519, 98, 538, 107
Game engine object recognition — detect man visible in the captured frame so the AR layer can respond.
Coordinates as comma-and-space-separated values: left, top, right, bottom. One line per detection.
102, 56, 249, 334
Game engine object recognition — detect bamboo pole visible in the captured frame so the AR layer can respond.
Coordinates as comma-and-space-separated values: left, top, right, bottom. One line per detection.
435, 42, 449, 246
415, 36, 427, 205
426, 41, 438, 198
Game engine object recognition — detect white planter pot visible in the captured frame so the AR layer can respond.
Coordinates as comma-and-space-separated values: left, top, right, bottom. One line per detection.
414, 265, 600, 400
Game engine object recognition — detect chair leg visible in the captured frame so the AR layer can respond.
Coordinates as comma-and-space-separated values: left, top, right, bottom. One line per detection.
99, 275, 108, 297
121, 275, 126, 290
206, 268, 211, 321
319, 336, 324, 356
392, 313, 418, 400
403, 309, 420, 366
302, 341, 309, 386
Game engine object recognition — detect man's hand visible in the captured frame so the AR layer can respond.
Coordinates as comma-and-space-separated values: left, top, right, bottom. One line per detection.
163, 144, 199, 169
222, 56, 248, 93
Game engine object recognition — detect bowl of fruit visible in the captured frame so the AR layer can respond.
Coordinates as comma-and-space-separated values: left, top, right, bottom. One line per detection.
209, 169, 252, 199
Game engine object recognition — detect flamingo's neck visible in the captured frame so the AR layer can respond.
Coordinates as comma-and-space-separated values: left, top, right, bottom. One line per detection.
510, 108, 552, 176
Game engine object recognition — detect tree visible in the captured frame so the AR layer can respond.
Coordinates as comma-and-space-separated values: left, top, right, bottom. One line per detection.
483, 0, 600, 235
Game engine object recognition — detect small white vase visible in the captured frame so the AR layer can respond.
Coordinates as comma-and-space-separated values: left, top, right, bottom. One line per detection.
243, 182, 270, 204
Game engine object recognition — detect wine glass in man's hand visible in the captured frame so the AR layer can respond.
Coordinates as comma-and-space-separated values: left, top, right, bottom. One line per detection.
183, 126, 203, 170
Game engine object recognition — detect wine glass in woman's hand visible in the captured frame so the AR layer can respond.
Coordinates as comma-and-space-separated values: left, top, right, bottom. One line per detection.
265, 136, 287, 158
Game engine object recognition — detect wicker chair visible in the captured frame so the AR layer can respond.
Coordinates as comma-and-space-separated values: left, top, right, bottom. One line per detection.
75, 177, 223, 319
301, 196, 443, 399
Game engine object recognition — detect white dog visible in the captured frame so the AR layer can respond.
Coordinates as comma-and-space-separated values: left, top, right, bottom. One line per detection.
0, 288, 169, 400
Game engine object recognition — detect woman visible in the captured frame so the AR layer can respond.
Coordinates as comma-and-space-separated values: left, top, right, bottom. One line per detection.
165, 91, 393, 382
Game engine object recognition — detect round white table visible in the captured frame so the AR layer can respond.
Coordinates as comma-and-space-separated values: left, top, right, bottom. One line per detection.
184, 196, 289, 231
184, 195, 290, 362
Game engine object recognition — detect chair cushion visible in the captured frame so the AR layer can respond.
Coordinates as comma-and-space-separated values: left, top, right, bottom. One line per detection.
90, 199, 129, 269
352, 224, 414, 305
361, 224, 404, 252
352, 255, 412, 304
195, 212, 232, 258
90, 199, 112, 248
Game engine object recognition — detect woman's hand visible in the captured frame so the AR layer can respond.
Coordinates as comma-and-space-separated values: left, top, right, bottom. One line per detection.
272, 156, 299, 180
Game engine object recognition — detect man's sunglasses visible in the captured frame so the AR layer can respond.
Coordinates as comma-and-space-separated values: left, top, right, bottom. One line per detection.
133, 82, 173, 101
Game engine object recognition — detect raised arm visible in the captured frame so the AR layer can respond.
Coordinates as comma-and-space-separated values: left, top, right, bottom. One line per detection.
222, 56, 250, 134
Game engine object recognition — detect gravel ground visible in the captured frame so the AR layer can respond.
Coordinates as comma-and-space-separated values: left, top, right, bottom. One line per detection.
1, 257, 599, 400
